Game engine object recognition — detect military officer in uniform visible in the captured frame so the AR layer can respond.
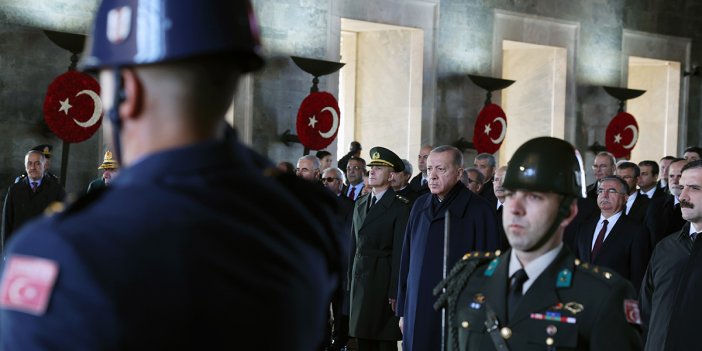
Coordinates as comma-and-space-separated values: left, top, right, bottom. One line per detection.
435, 137, 642, 351
86, 150, 120, 194
349, 146, 410, 351
0, 1, 344, 350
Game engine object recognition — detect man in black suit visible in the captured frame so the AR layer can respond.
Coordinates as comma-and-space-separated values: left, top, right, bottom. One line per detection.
460, 167, 484, 194
575, 175, 650, 291
492, 165, 509, 251
617, 161, 650, 224
321, 167, 354, 351
474, 153, 496, 204
646, 158, 688, 247
638, 160, 666, 201
409, 145, 432, 196
2, 149, 66, 249
342, 157, 366, 201
658, 160, 702, 351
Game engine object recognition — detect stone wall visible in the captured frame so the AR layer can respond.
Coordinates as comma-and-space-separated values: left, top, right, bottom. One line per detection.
0, 22, 101, 201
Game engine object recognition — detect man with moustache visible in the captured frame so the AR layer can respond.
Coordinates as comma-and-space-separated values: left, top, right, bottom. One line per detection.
683, 146, 702, 162
574, 175, 650, 291
348, 147, 410, 351
653, 160, 702, 351
296, 155, 322, 182
646, 158, 688, 246
640, 160, 702, 351
475, 153, 497, 204
409, 145, 433, 196
397, 145, 498, 351
435, 137, 642, 351
344, 157, 366, 201
3, 149, 66, 249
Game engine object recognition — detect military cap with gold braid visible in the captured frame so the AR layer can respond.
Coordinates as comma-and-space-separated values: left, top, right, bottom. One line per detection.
368, 146, 404, 172
31, 144, 53, 158
98, 150, 119, 170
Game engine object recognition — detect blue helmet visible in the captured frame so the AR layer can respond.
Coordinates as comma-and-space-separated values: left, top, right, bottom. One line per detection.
80, 0, 264, 72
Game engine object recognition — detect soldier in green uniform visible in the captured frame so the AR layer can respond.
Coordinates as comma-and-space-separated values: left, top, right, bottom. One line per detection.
435, 137, 643, 351
86, 150, 120, 194
349, 146, 410, 351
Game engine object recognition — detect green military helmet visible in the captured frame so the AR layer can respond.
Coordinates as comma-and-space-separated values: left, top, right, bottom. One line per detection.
503, 137, 586, 198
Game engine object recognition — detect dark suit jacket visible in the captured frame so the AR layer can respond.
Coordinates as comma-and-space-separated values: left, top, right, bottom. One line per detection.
2, 177, 66, 246
625, 192, 650, 224
478, 176, 496, 205
645, 194, 686, 248
409, 173, 429, 196
575, 214, 651, 291
395, 186, 419, 205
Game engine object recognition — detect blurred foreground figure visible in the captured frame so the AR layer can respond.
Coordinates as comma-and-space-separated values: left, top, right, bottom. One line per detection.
0, 1, 343, 350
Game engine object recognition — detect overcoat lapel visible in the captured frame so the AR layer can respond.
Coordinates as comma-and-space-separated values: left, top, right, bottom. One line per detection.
360, 189, 395, 230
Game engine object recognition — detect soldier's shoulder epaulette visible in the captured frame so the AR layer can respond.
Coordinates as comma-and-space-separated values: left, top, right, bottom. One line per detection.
433, 250, 503, 310
395, 194, 409, 204
572, 259, 621, 285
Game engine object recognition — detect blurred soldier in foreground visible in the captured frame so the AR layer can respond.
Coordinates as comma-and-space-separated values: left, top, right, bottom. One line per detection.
435, 137, 642, 351
0, 1, 343, 350
86, 150, 120, 194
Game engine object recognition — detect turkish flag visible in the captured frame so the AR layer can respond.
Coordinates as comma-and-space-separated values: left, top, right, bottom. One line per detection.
43, 71, 103, 143
605, 112, 639, 158
473, 103, 507, 154
296, 92, 340, 150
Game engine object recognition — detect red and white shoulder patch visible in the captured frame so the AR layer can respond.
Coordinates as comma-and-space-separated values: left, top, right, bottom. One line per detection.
0, 255, 59, 315
624, 299, 642, 325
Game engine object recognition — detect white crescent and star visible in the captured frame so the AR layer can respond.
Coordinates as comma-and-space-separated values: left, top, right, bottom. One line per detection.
56, 90, 103, 128
613, 125, 638, 149
483, 116, 507, 144
623, 125, 639, 149
307, 106, 340, 139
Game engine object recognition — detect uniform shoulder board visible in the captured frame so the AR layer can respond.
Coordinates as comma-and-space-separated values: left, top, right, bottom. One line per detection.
572, 259, 620, 285
395, 194, 409, 204
461, 250, 503, 261
43, 201, 66, 216
14, 174, 26, 183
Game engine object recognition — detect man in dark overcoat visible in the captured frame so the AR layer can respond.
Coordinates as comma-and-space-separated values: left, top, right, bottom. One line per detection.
348, 147, 410, 351
396, 145, 499, 351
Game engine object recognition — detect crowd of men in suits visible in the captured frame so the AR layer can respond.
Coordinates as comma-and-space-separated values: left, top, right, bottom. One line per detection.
285, 141, 702, 351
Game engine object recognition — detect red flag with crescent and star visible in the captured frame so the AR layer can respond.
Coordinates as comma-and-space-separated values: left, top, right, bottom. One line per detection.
296, 92, 340, 150
43, 71, 103, 143
473, 103, 508, 154
605, 112, 639, 158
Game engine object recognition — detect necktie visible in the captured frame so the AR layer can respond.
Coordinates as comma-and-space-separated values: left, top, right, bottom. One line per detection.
348, 186, 356, 200
591, 219, 609, 261
421, 178, 427, 187
507, 269, 529, 319
368, 196, 377, 210
31, 182, 38, 192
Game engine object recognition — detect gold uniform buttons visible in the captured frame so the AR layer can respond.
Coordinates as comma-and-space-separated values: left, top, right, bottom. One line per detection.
574, 258, 581, 266
546, 337, 555, 346
500, 327, 512, 339
461, 321, 470, 329
604, 272, 613, 279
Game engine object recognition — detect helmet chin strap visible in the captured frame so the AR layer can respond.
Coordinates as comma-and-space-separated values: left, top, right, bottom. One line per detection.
523, 196, 573, 253
109, 69, 124, 165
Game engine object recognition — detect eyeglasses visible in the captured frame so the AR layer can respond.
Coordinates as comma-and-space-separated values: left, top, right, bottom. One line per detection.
592, 164, 611, 170
596, 188, 626, 196
322, 177, 339, 183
